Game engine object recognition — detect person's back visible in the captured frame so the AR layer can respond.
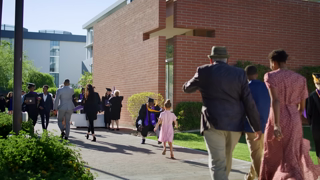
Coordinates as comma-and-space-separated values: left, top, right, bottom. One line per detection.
191, 62, 258, 132
183, 46, 261, 180
55, 86, 75, 111
266, 69, 306, 107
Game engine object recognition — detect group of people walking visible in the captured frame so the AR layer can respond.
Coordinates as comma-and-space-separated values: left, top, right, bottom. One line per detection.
183, 46, 320, 180
3, 78, 123, 143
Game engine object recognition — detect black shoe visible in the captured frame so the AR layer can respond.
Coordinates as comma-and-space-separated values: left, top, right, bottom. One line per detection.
141, 139, 145, 144
86, 134, 89, 140
116, 128, 120, 131
158, 141, 162, 145
111, 129, 115, 131
92, 136, 96, 142
61, 132, 65, 139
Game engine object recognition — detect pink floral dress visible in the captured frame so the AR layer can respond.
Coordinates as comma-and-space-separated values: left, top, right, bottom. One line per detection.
260, 69, 320, 180
158, 110, 177, 143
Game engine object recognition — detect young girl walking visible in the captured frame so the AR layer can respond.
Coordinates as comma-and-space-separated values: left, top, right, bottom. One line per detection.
154, 99, 178, 159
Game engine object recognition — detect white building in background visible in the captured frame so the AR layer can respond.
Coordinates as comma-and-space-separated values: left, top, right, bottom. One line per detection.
1, 24, 86, 87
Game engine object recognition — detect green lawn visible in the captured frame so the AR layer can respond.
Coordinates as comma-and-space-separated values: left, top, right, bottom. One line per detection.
147, 127, 318, 164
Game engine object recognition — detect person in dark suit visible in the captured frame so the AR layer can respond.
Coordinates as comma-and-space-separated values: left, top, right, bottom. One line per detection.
183, 46, 262, 180
38, 85, 54, 130
102, 88, 112, 129
0, 94, 6, 112
82, 84, 98, 142
22, 83, 39, 126
109, 90, 123, 131
306, 73, 320, 165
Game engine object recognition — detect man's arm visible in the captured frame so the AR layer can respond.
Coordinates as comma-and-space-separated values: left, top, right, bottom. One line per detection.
240, 72, 261, 132
183, 67, 200, 93
54, 90, 60, 110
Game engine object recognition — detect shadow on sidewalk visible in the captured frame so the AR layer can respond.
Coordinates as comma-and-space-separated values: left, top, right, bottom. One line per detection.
71, 127, 135, 135
68, 138, 155, 155
85, 166, 130, 180
147, 144, 207, 156
181, 160, 246, 175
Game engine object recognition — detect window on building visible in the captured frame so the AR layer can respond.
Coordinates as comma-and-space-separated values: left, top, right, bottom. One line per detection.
166, 61, 173, 106
87, 46, 93, 59
50, 41, 60, 87
87, 28, 94, 45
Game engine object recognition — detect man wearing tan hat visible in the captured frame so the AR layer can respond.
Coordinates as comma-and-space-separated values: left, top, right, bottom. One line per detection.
183, 46, 262, 180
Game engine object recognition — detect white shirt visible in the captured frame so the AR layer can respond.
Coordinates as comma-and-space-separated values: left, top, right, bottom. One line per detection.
43, 94, 48, 102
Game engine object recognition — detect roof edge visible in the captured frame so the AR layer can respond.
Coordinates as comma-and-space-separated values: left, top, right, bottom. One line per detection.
82, 0, 127, 30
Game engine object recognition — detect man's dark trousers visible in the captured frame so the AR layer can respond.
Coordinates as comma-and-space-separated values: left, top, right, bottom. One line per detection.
40, 109, 50, 130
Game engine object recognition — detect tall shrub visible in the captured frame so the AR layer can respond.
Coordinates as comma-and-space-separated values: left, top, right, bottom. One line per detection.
174, 102, 202, 131
127, 92, 164, 122
35, 87, 81, 98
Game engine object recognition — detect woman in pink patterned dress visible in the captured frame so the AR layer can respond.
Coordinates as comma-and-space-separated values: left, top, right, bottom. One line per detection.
260, 49, 320, 180
154, 99, 178, 159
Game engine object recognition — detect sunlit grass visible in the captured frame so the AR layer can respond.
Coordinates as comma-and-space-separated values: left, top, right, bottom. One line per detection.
148, 127, 318, 164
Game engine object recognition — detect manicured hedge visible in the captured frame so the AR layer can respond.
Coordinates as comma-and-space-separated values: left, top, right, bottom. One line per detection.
174, 102, 202, 131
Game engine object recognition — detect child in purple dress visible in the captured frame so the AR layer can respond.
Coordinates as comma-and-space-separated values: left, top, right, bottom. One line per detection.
154, 99, 178, 159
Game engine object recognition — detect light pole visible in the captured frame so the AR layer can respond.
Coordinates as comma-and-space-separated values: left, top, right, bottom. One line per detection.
12, 0, 24, 134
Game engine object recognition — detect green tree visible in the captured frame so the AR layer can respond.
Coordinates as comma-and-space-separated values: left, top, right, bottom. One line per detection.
0, 40, 37, 91
78, 72, 93, 88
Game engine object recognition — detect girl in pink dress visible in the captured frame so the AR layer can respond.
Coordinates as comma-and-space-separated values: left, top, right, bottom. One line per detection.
154, 99, 178, 159
260, 49, 320, 180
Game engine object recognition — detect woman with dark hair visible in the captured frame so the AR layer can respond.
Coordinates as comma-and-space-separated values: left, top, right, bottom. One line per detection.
109, 90, 123, 131
6, 92, 13, 114
260, 50, 320, 179
82, 84, 98, 142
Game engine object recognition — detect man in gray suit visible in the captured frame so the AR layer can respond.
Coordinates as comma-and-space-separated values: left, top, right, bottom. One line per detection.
183, 46, 262, 180
54, 79, 75, 140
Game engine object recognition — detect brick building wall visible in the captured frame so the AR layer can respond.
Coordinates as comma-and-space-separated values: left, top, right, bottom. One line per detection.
173, 0, 320, 107
93, 0, 167, 126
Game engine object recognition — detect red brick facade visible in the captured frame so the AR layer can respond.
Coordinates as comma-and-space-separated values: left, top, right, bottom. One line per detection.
94, 0, 320, 125
173, 0, 320, 107
93, 0, 166, 126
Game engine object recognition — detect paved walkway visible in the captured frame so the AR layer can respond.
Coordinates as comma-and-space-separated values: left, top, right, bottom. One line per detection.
35, 119, 251, 180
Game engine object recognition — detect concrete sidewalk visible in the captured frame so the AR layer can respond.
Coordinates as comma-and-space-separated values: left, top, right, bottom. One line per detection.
35, 118, 251, 180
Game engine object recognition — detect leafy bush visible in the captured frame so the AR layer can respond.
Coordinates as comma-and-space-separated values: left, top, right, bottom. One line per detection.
234, 61, 270, 81
0, 131, 95, 180
174, 102, 202, 131
0, 113, 34, 138
35, 87, 81, 98
78, 72, 93, 88
296, 66, 320, 93
127, 92, 164, 122
25, 71, 55, 89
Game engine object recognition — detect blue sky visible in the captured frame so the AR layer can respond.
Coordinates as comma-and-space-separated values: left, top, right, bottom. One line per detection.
2, 0, 118, 35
